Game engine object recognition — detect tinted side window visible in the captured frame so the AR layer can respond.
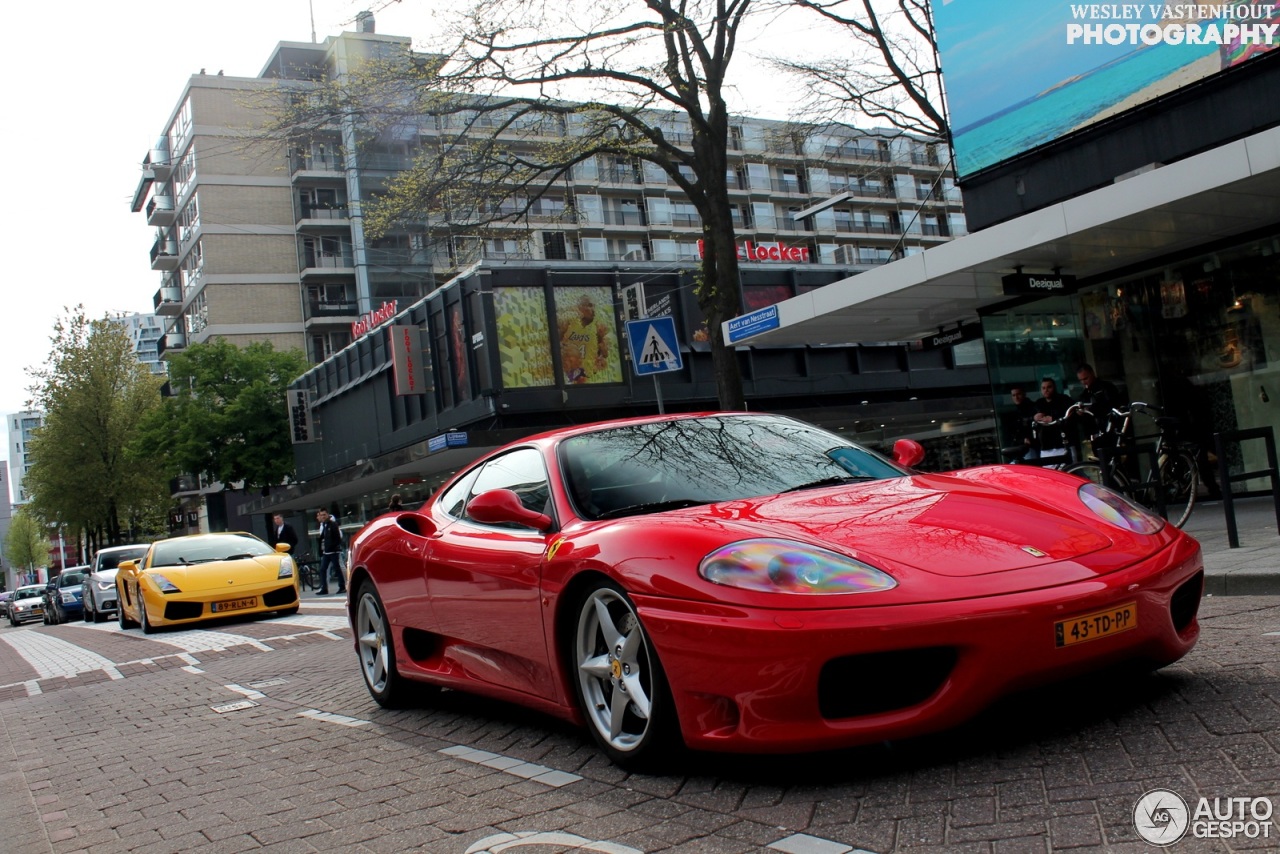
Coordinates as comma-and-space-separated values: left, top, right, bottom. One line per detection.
437, 468, 481, 519
466, 448, 551, 523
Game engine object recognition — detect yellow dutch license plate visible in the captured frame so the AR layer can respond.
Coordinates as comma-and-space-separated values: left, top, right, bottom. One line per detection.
1055, 602, 1137, 647
212, 597, 257, 614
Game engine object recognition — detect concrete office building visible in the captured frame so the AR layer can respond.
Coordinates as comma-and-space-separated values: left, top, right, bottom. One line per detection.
8, 411, 43, 508
132, 18, 966, 368
131, 18, 983, 532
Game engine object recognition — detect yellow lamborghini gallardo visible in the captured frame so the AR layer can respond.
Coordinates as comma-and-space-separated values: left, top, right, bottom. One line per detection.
116, 532, 300, 633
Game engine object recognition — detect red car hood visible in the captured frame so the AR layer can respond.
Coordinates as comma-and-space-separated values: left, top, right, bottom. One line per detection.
692, 474, 1113, 577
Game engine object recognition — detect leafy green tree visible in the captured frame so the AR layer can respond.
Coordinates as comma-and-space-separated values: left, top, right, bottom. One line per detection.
25, 308, 170, 551
134, 340, 309, 490
263, 0, 773, 410
6, 508, 50, 577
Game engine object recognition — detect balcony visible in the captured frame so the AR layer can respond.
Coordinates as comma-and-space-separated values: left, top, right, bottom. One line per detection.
146, 194, 176, 226
150, 234, 179, 270
305, 299, 359, 321
602, 209, 645, 227
601, 167, 641, 184
291, 150, 343, 175
834, 221, 897, 235
146, 139, 173, 180
164, 329, 187, 353
366, 247, 432, 267
670, 212, 701, 228
153, 285, 183, 316
296, 206, 351, 227
300, 249, 354, 275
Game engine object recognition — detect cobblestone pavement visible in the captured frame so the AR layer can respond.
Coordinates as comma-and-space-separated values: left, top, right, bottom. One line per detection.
0, 597, 1276, 853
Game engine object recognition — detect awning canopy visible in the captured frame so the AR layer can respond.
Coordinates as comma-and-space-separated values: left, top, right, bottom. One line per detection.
727, 125, 1280, 347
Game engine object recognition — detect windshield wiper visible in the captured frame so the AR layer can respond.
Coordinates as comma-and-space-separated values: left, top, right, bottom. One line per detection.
224, 554, 255, 561
596, 499, 707, 520
783, 475, 875, 493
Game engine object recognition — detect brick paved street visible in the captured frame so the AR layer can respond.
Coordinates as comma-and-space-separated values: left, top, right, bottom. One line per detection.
0, 597, 1276, 853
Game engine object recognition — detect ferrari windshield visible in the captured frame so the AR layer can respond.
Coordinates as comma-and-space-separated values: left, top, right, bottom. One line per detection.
559, 414, 906, 520
151, 534, 276, 567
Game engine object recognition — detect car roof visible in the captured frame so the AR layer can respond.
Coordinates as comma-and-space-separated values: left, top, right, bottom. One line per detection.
95, 544, 150, 556
509, 411, 780, 451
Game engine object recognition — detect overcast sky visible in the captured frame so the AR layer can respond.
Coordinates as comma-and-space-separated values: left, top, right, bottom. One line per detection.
0, 0, 824, 469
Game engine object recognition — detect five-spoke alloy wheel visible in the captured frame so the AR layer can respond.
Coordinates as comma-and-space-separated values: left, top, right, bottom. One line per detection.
571, 580, 676, 768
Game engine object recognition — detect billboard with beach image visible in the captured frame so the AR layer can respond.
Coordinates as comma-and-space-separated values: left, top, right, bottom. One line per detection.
932, 1, 1280, 177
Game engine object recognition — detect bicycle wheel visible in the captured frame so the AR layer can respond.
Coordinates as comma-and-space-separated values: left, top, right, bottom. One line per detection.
1158, 451, 1198, 528
298, 562, 319, 591
1063, 461, 1132, 495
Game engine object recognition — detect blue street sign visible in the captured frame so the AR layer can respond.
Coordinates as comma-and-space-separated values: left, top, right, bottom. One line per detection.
626, 317, 683, 376
726, 305, 780, 343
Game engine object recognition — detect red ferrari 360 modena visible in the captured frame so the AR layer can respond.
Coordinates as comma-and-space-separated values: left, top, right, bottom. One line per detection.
346, 412, 1203, 768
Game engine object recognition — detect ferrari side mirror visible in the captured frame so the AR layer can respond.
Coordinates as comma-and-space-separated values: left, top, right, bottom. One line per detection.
467, 489, 554, 531
893, 438, 926, 469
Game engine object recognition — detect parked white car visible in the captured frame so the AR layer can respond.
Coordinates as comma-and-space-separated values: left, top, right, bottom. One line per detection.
83, 545, 150, 622
8, 584, 46, 626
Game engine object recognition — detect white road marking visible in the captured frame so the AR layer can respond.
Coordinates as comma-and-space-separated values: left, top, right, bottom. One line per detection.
298, 709, 369, 727
439, 746, 582, 787
225, 683, 266, 700
0, 631, 125, 681
466, 832, 643, 853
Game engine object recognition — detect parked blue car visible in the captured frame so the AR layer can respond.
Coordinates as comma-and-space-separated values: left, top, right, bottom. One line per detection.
43, 567, 89, 624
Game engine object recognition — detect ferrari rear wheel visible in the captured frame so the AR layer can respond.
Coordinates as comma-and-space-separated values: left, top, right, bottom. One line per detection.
354, 580, 418, 709
571, 580, 678, 769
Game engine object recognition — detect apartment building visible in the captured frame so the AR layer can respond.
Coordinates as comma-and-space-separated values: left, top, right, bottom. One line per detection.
8, 410, 43, 507
132, 20, 965, 369
115, 312, 167, 375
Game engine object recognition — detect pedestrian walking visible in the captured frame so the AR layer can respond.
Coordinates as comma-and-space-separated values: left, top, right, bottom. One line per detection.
387, 493, 404, 512
315, 508, 346, 595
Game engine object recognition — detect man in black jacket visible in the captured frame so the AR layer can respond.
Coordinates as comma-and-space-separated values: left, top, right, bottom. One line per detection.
1076, 363, 1125, 440
267, 513, 299, 552
315, 508, 346, 596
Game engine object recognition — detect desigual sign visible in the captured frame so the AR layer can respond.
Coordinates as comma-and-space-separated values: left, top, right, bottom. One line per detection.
697, 239, 810, 263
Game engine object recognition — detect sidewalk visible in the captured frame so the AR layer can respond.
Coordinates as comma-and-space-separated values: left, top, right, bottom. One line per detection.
1182, 495, 1280, 595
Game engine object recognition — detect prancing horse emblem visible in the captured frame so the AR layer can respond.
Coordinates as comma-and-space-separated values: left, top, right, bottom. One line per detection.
1021, 546, 1048, 558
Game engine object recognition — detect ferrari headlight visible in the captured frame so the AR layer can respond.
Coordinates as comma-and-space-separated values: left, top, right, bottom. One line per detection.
278, 556, 296, 579
699, 538, 897, 595
149, 573, 182, 593
1078, 482, 1165, 534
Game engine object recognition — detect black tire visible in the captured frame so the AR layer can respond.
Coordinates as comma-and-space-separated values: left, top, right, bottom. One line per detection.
568, 579, 680, 770
82, 602, 92, 622
353, 580, 420, 708
138, 596, 155, 635
117, 588, 138, 630
276, 606, 299, 617
92, 604, 105, 624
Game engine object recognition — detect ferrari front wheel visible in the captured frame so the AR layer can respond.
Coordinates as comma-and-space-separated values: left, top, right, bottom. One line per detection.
354, 581, 417, 709
570, 580, 678, 769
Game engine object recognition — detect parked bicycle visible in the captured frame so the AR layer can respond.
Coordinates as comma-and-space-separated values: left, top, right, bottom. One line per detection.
1004, 401, 1199, 527
294, 553, 321, 592
1064, 401, 1199, 528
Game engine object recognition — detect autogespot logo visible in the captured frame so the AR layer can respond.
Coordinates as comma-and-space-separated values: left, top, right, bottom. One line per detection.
1134, 789, 1190, 846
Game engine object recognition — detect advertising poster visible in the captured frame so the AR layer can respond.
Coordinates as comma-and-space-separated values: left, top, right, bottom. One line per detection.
447, 302, 471, 402
554, 287, 623, 385
931, 1, 1280, 176
493, 287, 555, 388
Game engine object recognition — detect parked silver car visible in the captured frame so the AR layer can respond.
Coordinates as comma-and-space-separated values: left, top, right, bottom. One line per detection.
83, 545, 150, 622
8, 584, 46, 626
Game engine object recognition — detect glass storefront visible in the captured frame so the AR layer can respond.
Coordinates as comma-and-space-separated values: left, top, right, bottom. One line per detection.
985, 230, 1280, 491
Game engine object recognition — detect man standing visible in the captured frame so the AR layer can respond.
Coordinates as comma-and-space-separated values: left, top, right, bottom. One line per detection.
267, 513, 299, 552
1006, 385, 1040, 461
315, 509, 346, 596
1033, 377, 1075, 459
1076, 363, 1124, 439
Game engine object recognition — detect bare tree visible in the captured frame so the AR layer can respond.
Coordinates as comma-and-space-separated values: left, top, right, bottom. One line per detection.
261, 0, 786, 410
779, 0, 947, 142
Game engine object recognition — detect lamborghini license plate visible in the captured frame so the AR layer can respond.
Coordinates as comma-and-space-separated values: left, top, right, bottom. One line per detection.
1055, 602, 1137, 647
212, 597, 257, 613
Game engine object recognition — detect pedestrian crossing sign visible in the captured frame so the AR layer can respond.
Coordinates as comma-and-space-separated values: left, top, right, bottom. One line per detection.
625, 316, 683, 376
